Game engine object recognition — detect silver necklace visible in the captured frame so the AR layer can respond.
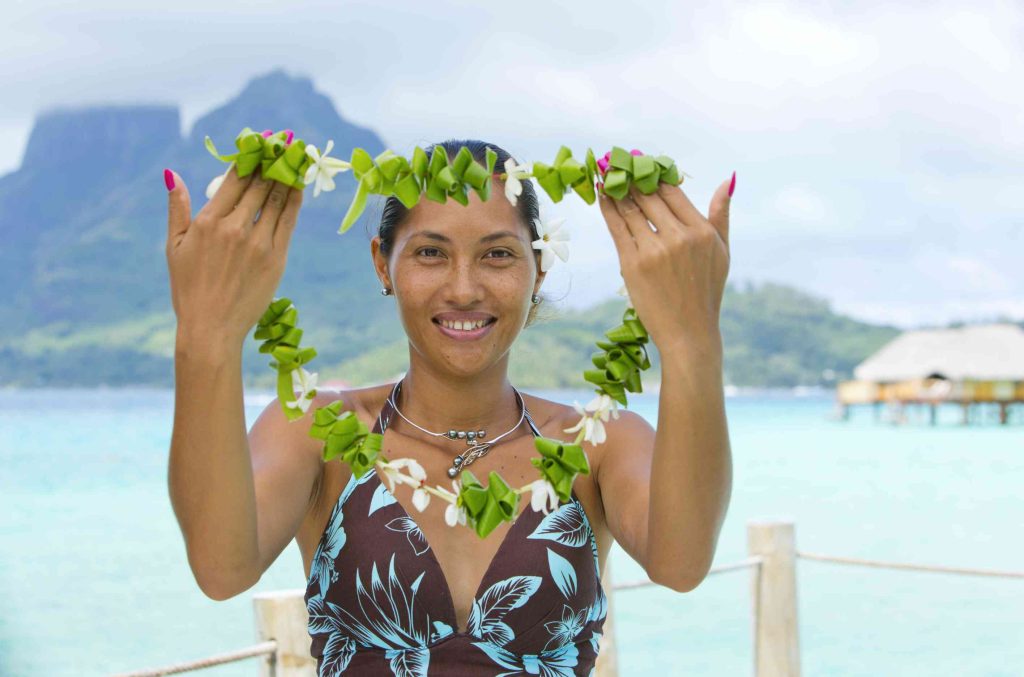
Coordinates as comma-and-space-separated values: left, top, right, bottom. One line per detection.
385, 378, 528, 478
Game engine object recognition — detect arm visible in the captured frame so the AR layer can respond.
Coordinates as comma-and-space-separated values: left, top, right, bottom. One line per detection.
167, 329, 330, 600
596, 335, 732, 592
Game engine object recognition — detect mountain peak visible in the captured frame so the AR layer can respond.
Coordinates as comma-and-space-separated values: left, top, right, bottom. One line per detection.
185, 69, 386, 161
22, 104, 180, 173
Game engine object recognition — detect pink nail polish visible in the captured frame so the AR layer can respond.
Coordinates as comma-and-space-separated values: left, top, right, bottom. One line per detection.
261, 129, 274, 138
163, 168, 175, 191
281, 129, 294, 144
728, 171, 736, 197
630, 148, 644, 156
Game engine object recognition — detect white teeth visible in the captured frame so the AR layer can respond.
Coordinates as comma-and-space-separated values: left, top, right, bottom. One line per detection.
440, 319, 490, 331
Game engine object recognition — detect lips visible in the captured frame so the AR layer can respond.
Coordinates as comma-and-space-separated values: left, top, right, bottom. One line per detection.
433, 317, 497, 341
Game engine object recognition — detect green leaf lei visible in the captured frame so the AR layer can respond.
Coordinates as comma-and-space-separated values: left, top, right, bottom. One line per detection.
203, 126, 683, 538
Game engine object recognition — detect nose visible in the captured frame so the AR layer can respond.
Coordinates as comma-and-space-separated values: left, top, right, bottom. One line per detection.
445, 258, 485, 305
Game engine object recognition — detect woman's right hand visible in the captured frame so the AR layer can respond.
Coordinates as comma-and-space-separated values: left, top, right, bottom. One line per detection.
164, 163, 305, 348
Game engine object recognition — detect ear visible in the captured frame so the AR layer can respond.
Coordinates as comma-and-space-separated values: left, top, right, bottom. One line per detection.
534, 269, 547, 294
370, 236, 393, 288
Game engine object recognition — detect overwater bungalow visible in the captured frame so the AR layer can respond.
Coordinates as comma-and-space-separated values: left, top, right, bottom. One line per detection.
836, 322, 1024, 425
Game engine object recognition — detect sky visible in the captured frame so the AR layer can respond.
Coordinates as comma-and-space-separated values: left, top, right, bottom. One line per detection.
3, 0, 1022, 329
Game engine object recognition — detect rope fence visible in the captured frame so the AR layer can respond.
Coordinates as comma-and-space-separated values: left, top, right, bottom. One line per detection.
110, 521, 1024, 677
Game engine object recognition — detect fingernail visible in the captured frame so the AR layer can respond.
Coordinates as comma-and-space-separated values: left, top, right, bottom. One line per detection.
163, 168, 175, 192
728, 171, 736, 197
261, 129, 274, 138
282, 129, 294, 144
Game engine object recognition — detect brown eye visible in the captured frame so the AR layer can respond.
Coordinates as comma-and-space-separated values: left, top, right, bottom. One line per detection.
488, 249, 514, 259
417, 247, 442, 258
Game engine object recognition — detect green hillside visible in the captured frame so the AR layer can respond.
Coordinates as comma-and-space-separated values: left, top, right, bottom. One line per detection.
0, 279, 901, 389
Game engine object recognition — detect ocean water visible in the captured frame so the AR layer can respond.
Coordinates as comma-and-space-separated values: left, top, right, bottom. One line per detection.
1, 387, 1021, 676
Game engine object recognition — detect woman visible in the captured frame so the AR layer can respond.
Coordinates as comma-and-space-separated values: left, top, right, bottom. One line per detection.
164, 138, 733, 675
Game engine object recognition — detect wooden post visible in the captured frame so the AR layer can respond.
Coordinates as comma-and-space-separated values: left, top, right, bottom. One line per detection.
594, 557, 619, 676
747, 520, 801, 677
253, 589, 317, 677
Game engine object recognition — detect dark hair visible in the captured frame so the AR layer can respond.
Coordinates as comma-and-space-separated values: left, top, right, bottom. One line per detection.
373, 138, 548, 328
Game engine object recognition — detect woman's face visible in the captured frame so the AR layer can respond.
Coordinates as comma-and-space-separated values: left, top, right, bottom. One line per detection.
371, 179, 545, 377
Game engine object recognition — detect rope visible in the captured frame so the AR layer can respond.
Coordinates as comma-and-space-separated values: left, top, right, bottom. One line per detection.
797, 551, 1024, 579
109, 640, 277, 676
611, 555, 763, 591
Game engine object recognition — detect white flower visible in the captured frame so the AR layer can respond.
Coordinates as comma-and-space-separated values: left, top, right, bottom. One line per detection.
562, 393, 620, 445
532, 209, 570, 272
503, 157, 533, 206
378, 458, 426, 492
528, 478, 559, 514
586, 393, 621, 423
205, 162, 235, 200
285, 366, 318, 413
303, 139, 352, 198
617, 282, 634, 308
412, 487, 430, 512
443, 479, 468, 527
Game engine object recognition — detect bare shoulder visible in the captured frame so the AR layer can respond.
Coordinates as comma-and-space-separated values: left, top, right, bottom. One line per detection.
520, 391, 653, 470
249, 386, 369, 501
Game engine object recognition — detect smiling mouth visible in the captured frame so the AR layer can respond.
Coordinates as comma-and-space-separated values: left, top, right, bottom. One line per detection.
432, 317, 497, 331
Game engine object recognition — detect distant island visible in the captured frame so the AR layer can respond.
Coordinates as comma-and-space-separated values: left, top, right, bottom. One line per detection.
1, 67, 980, 390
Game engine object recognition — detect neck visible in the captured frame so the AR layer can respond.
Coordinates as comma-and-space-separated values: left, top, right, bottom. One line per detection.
394, 359, 524, 442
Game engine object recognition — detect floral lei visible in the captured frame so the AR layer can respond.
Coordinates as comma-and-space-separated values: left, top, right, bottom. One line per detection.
203, 127, 684, 538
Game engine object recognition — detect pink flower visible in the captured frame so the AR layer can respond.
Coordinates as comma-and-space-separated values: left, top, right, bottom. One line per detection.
597, 148, 644, 177
260, 129, 295, 144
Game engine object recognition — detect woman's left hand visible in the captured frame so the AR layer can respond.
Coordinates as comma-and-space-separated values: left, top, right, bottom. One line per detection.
597, 173, 734, 354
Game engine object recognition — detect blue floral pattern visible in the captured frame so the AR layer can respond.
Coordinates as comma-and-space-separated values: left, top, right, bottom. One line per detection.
304, 403, 607, 675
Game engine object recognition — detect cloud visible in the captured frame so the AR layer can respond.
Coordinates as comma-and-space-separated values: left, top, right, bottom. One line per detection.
772, 183, 828, 224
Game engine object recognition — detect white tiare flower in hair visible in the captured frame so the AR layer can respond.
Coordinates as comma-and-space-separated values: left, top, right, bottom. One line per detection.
285, 366, 318, 413
379, 458, 426, 492
503, 157, 533, 206
304, 139, 352, 198
528, 478, 559, 514
532, 209, 570, 272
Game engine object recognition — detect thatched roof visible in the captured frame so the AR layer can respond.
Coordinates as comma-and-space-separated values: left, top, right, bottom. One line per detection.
853, 323, 1024, 381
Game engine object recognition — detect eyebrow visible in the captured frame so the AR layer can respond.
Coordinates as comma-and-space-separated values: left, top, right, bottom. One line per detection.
414, 230, 521, 243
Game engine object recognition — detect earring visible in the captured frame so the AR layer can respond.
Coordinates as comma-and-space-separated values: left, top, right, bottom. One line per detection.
381, 287, 392, 296
531, 294, 540, 304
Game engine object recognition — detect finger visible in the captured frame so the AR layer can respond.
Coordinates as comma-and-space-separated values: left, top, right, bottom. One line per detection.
200, 162, 256, 219
611, 193, 658, 249
597, 191, 638, 265
252, 180, 292, 246
272, 187, 305, 254
656, 180, 707, 228
707, 172, 734, 248
232, 168, 276, 229
165, 168, 191, 248
628, 184, 684, 236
